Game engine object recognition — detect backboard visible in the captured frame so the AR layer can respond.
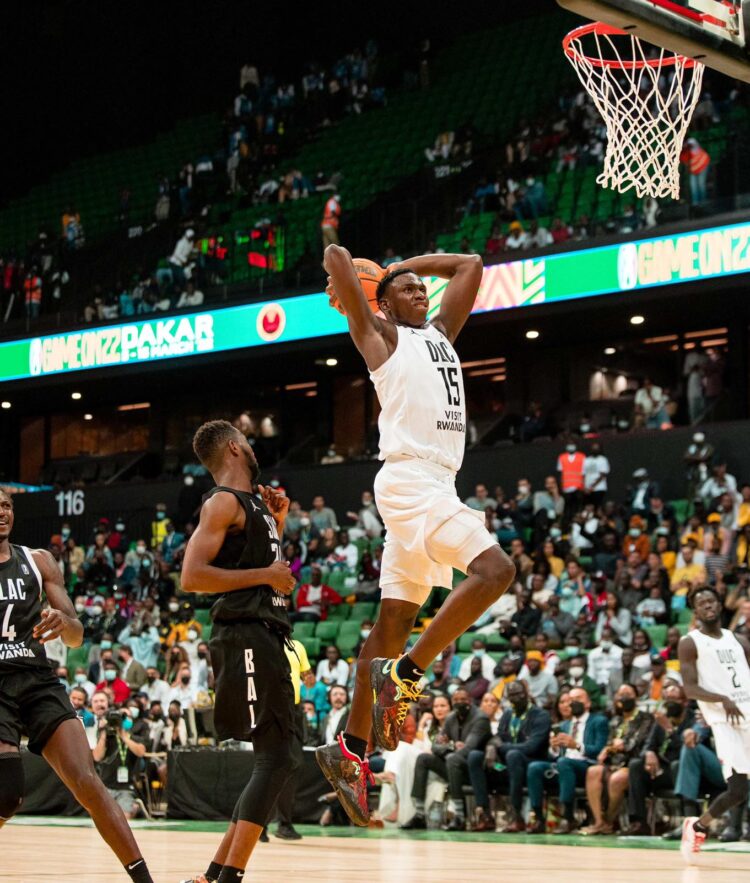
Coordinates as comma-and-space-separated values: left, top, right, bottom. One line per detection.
557, 0, 750, 82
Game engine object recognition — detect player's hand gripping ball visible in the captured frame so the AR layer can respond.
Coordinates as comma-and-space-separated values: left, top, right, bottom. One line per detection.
327, 258, 385, 316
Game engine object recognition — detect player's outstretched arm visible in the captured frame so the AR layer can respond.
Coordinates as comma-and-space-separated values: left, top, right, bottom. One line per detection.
388, 252, 483, 344
182, 492, 295, 595
32, 549, 84, 648
324, 244, 389, 371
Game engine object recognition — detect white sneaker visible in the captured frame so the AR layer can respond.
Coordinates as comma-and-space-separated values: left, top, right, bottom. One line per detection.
179, 876, 209, 883
681, 817, 706, 864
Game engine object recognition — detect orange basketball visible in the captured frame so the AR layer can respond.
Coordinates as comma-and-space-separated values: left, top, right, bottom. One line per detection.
353, 257, 386, 312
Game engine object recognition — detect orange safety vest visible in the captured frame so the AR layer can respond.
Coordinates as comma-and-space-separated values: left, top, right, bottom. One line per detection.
557, 451, 586, 492
24, 276, 42, 304
321, 197, 340, 229
686, 145, 710, 174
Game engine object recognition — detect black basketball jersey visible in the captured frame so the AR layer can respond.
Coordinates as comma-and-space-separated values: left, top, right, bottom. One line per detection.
0, 544, 51, 672
203, 486, 291, 633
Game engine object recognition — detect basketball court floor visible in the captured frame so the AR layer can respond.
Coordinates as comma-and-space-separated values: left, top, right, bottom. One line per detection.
5, 818, 750, 882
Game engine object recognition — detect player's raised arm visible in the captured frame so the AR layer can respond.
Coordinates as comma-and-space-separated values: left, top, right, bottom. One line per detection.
324, 244, 390, 371
182, 492, 295, 595
31, 548, 84, 647
388, 252, 483, 343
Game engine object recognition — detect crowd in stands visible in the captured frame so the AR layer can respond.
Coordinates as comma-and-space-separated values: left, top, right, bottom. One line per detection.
38, 425, 750, 838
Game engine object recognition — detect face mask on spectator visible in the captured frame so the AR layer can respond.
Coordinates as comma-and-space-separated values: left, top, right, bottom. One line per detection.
114, 592, 124, 601
473, 648, 485, 658
509, 695, 528, 714
618, 697, 636, 713
180, 674, 191, 685
61, 528, 71, 541
306, 710, 316, 722
104, 670, 116, 682
453, 701, 471, 719
600, 640, 612, 650
100, 639, 111, 650
561, 586, 574, 598
569, 665, 584, 679
197, 651, 207, 660
74, 673, 87, 685
156, 511, 166, 521
566, 445, 576, 454
187, 629, 198, 641
91, 606, 103, 617
570, 700, 586, 717
665, 700, 684, 718
360, 629, 371, 640
128, 707, 140, 719
299, 517, 310, 528
169, 710, 181, 721
629, 528, 641, 538
446, 683, 459, 696
58, 677, 68, 687
169, 602, 180, 613
137, 544, 147, 554
116, 522, 125, 532
75, 603, 85, 613
86, 588, 96, 597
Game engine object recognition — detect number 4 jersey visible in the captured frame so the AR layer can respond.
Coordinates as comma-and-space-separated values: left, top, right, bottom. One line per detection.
0, 544, 50, 672
370, 323, 466, 472
691, 628, 750, 727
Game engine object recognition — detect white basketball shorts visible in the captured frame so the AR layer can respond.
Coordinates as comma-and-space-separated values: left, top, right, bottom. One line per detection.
373, 456, 499, 607
711, 722, 750, 780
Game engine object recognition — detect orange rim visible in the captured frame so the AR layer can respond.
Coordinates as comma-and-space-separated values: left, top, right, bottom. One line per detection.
562, 21, 699, 69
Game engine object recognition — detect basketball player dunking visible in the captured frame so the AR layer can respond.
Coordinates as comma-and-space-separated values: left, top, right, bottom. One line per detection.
679, 586, 750, 863
316, 245, 514, 824
0, 490, 155, 883
180, 420, 297, 883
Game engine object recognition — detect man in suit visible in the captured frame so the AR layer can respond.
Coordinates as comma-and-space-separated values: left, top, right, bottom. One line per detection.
117, 644, 147, 692
625, 684, 716, 836
560, 653, 603, 709
468, 680, 551, 832
401, 687, 490, 831
526, 686, 608, 833
318, 685, 349, 745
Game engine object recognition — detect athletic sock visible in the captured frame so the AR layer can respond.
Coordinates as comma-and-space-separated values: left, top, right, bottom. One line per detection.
217, 866, 244, 883
205, 861, 224, 882
693, 820, 709, 834
342, 732, 368, 760
124, 858, 153, 883
396, 654, 425, 683
683, 800, 701, 817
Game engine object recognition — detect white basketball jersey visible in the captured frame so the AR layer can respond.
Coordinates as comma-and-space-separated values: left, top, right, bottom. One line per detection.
370, 323, 466, 472
691, 628, 750, 727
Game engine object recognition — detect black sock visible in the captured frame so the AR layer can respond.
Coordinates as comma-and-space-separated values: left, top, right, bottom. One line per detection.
342, 732, 368, 760
124, 859, 153, 883
396, 654, 425, 683
205, 861, 224, 882
217, 866, 244, 883
693, 820, 709, 834
683, 800, 701, 817
563, 803, 575, 822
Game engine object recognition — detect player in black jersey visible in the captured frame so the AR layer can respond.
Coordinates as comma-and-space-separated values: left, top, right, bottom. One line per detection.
0, 490, 155, 883
179, 420, 297, 883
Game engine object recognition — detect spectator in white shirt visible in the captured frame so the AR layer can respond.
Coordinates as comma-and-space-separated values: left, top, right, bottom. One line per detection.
346, 490, 382, 540
506, 221, 528, 250
634, 377, 669, 429
525, 220, 554, 249
177, 280, 205, 309
316, 645, 350, 686
168, 228, 195, 288
586, 626, 623, 688
584, 441, 610, 507
169, 664, 199, 708
700, 461, 739, 508
145, 667, 172, 706
332, 530, 358, 570
458, 638, 497, 681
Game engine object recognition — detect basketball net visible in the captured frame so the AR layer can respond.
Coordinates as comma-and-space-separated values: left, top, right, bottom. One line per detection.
563, 23, 705, 199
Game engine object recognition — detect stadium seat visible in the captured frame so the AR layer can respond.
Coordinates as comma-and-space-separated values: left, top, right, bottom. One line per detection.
645, 625, 668, 648
194, 608, 212, 627
301, 636, 321, 660
66, 644, 90, 673
351, 602, 376, 621
677, 608, 694, 624
315, 621, 340, 642
457, 633, 478, 652
292, 621, 315, 639
669, 499, 691, 524
327, 604, 351, 620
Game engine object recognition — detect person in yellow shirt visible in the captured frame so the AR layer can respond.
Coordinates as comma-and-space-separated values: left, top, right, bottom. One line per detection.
655, 533, 676, 577
737, 484, 750, 529
670, 543, 707, 599
542, 539, 565, 579
736, 524, 750, 567
491, 655, 518, 707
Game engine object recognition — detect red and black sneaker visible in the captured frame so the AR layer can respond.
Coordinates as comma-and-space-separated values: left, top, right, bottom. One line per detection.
370, 657, 426, 752
315, 733, 374, 827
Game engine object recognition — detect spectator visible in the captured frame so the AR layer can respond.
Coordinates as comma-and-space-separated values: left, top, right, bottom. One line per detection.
310, 495, 338, 532
345, 489, 382, 539
301, 670, 330, 720
584, 441, 610, 507
622, 515, 650, 563
321, 193, 342, 250
382, 247, 403, 268
519, 650, 558, 709
509, 538, 533, 582
461, 656, 491, 703
561, 653, 603, 709
319, 685, 349, 744
144, 666, 172, 707
332, 529, 358, 570
470, 680, 551, 832
525, 220, 553, 249
540, 595, 575, 645
458, 639, 496, 681
512, 589, 542, 638
23, 270, 42, 319
670, 543, 707, 604
581, 683, 653, 834
167, 229, 195, 289
700, 459, 738, 509
505, 221, 528, 250
117, 644, 147, 692
526, 686, 608, 833
97, 659, 130, 705
294, 565, 343, 622
624, 685, 698, 835
465, 483, 490, 512
634, 378, 670, 429
69, 685, 95, 729
316, 645, 349, 686
484, 226, 506, 256
92, 700, 147, 819
320, 444, 344, 465
176, 280, 204, 308
628, 468, 660, 518
169, 664, 199, 708
587, 626, 623, 689
680, 137, 710, 204
401, 687, 488, 831
702, 347, 725, 417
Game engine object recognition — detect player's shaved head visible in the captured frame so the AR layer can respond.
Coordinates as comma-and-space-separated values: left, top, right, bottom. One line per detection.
193, 419, 243, 470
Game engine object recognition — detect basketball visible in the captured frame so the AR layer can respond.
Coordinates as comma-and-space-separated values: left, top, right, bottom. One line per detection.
353, 257, 386, 312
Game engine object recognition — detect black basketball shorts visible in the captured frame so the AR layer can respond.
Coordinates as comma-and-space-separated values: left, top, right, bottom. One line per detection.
209, 621, 296, 743
0, 667, 77, 754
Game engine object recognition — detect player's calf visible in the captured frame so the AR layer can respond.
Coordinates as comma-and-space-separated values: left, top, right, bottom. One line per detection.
0, 752, 24, 825
468, 545, 515, 603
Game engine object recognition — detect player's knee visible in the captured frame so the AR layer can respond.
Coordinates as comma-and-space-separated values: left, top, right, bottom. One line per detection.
470, 546, 514, 600
0, 754, 24, 821
378, 601, 418, 640
74, 769, 104, 809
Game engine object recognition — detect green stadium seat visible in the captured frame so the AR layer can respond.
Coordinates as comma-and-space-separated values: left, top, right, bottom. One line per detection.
202, 623, 212, 641
292, 621, 315, 638
194, 608, 212, 627
315, 621, 340, 642
66, 644, 90, 673
457, 633, 478, 652
677, 608, 694, 624
337, 635, 360, 657
645, 625, 668, 648
301, 637, 321, 660
669, 499, 691, 525
351, 602, 376, 621
327, 604, 351, 620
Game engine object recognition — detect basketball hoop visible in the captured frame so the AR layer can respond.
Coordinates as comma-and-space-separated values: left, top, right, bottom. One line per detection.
562, 22, 705, 199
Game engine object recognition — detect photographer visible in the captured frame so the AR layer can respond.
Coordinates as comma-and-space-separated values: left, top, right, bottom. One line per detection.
92, 697, 147, 819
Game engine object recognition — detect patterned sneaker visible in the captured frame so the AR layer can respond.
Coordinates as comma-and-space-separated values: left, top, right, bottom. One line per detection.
179, 876, 209, 883
370, 657, 426, 751
681, 817, 706, 865
315, 733, 374, 827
